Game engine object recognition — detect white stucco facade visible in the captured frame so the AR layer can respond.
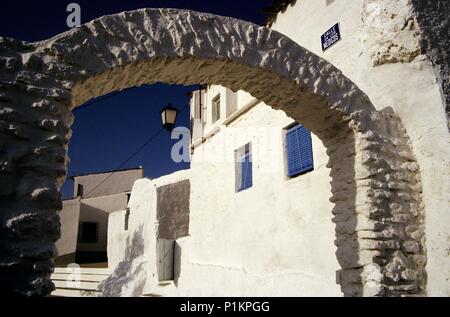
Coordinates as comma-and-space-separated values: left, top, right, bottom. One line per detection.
107, 73, 346, 296
3, 1, 446, 296
108, 152, 341, 296
270, 0, 450, 296
103, 1, 449, 297
186, 100, 340, 296
55, 168, 143, 265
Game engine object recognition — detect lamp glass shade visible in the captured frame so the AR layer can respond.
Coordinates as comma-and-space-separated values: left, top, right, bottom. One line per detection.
161, 105, 178, 130
165, 108, 178, 125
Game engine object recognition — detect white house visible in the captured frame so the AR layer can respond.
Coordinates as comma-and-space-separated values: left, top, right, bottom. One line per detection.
4, 0, 447, 297
101, 0, 449, 297
54, 168, 144, 266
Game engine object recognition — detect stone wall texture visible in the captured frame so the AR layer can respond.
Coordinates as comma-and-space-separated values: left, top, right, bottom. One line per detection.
362, 0, 449, 128
0, 8, 427, 296
411, 0, 450, 129
272, 0, 450, 296
362, 0, 422, 66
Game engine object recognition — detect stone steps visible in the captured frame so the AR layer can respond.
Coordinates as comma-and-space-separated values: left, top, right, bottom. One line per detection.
51, 288, 102, 297
53, 267, 111, 275
50, 267, 110, 297
53, 280, 101, 291
51, 273, 107, 282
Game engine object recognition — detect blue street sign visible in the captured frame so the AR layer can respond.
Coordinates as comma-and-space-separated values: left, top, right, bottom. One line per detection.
321, 23, 341, 51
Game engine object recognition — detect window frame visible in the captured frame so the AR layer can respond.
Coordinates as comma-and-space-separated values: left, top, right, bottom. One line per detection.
235, 143, 253, 192
284, 123, 314, 179
211, 94, 221, 124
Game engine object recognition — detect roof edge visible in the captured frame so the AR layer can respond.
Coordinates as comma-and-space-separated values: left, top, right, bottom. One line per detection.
70, 166, 144, 180
263, 0, 297, 27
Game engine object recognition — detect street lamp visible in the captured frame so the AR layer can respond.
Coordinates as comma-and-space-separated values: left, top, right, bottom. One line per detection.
160, 103, 179, 132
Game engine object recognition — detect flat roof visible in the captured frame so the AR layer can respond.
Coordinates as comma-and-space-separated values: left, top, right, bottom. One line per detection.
70, 166, 144, 180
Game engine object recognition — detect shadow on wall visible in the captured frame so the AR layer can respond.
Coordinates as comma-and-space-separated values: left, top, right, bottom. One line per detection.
99, 226, 146, 297
99, 179, 190, 296
282, 96, 363, 296
324, 129, 360, 296
174, 241, 182, 287
75, 203, 110, 264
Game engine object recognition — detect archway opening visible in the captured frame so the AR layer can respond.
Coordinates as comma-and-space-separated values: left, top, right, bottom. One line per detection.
55, 74, 347, 296
0, 8, 425, 297
54, 83, 194, 269
60, 51, 358, 295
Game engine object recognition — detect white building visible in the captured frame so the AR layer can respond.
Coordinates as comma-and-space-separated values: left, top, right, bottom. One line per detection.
51, 1, 449, 297
54, 168, 144, 266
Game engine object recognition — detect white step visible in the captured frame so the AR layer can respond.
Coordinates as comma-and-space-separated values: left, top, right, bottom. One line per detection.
53, 267, 111, 275
51, 266, 110, 297
51, 288, 101, 297
51, 273, 108, 282
53, 280, 101, 291
141, 293, 162, 297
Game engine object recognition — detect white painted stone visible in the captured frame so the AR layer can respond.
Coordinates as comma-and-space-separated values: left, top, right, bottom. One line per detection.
272, 0, 449, 296
0, 7, 432, 296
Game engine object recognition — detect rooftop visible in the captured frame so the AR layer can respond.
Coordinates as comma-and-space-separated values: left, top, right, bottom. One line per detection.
70, 166, 144, 180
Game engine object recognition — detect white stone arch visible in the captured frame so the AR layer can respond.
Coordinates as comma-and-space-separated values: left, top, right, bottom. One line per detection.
0, 8, 425, 296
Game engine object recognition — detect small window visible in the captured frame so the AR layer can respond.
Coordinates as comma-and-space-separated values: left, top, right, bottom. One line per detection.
285, 124, 314, 177
212, 94, 221, 123
235, 143, 252, 192
78, 222, 99, 243
193, 91, 201, 120
76, 184, 84, 198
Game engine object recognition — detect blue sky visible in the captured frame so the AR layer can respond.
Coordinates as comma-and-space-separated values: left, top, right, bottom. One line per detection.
0, 0, 273, 199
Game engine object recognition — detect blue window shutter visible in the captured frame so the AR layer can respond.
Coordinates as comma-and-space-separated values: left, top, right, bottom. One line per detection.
240, 152, 252, 190
240, 156, 248, 190
286, 124, 314, 177
236, 143, 252, 192
237, 151, 252, 191
245, 153, 252, 189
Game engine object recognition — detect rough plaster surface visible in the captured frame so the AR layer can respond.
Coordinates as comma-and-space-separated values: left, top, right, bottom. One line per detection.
362, 0, 450, 128
410, 0, 450, 129
362, 0, 421, 66
105, 171, 190, 296
0, 8, 426, 296
271, 0, 449, 296
156, 180, 190, 240
107, 209, 128, 269
108, 103, 343, 296
185, 103, 342, 296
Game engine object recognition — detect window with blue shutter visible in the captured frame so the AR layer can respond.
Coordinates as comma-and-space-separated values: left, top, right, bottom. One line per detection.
235, 143, 252, 192
285, 124, 314, 177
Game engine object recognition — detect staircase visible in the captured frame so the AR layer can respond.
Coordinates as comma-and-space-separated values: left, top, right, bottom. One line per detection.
50, 267, 111, 297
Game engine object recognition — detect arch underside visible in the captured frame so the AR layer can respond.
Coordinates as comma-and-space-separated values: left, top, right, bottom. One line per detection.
0, 8, 425, 296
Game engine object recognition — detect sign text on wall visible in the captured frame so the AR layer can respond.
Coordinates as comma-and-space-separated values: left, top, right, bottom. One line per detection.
321, 23, 341, 51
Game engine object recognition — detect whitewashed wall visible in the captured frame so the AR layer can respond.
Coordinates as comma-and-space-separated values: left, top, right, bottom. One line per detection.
184, 103, 340, 296
108, 102, 341, 296
78, 193, 128, 253
106, 1, 449, 297
55, 199, 80, 259
271, 0, 450, 296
